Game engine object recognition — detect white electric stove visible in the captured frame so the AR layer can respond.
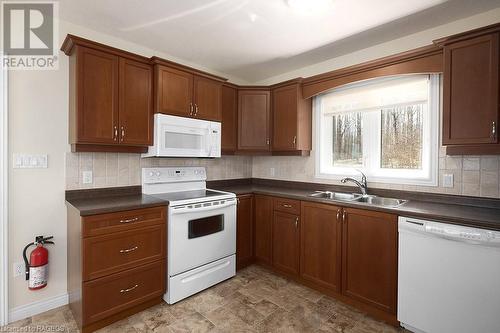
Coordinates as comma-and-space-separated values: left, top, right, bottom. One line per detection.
142, 167, 236, 304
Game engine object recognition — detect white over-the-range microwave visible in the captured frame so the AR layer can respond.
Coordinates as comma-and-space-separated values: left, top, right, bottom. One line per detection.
143, 114, 221, 158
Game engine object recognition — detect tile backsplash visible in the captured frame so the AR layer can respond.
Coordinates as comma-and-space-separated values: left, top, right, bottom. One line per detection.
252, 149, 500, 199
65, 150, 500, 199
65, 152, 252, 190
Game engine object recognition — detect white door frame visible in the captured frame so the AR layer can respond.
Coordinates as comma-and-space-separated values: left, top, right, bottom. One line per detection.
0, 55, 9, 326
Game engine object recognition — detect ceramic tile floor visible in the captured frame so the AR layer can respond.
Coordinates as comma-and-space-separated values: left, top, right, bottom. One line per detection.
4, 265, 410, 332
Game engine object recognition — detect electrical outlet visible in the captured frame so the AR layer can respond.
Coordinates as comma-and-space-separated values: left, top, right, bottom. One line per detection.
13, 262, 25, 278
82, 170, 93, 184
270, 167, 275, 177
442, 174, 454, 188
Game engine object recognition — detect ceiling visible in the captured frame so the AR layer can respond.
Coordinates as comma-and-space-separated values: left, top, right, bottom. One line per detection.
59, 0, 500, 83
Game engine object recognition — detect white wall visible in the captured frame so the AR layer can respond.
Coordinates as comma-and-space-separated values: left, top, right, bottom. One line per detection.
255, 8, 500, 85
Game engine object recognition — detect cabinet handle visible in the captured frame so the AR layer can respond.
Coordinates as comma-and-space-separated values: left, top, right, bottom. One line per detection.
189, 103, 194, 116
342, 211, 347, 223
336, 208, 341, 222
292, 135, 297, 146
194, 104, 199, 116
266, 138, 270, 145
295, 217, 299, 228
119, 246, 138, 254
120, 126, 125, 142
120, 284, 139, 293
119, 217, 139, 224
113, 126, 118, 141
282, 204, 292, 208
492, 121, 497, 138
237, 198, 240, 204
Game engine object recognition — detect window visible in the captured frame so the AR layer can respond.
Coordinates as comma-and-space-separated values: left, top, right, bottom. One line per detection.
315, 75, 439, 185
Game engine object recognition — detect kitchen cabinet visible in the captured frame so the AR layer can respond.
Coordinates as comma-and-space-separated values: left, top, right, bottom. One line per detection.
62, 36, 153, 153
153, 59, 224, 122
221, 84, 238, 154
238, 89, 271, 152
300, 202, 342, 292
272, 81, 312, 155
272, 211, 300, 276
119, 58, 153, 146
236, 194, 254, 269
154, 65, 193, 118
434, 25, 500, 155
67, 205, 166, 333
341, 208, 398, 314
254, 195, 273, 265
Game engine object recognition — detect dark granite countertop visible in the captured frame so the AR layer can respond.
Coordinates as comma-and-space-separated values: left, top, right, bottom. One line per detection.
65, 186, 168, 216
65, 181, 500, 230
211, 183, 500, 231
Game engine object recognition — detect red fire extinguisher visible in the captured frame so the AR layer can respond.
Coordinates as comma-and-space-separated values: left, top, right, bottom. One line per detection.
22, 236, 54, 290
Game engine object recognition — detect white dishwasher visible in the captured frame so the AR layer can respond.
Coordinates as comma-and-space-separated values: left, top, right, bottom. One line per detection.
398, 217, 500, 333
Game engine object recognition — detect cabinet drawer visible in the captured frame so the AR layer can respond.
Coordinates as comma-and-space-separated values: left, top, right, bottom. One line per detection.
274, 197, 301, 214
83, 260, 165, 325
82, 206, 166, 237
83, 225, 165, 281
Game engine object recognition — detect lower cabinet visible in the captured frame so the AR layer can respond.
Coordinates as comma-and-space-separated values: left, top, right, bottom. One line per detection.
236, 194, 254, 269
235, 194, 398, 323
342, 208, 398, 314
254, 195, 273, 265
300, 201, 342, 292
67, 205, 167, 333
272, 211, 300, 276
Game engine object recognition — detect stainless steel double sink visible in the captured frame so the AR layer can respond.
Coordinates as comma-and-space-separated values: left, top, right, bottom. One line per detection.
309, 191, 407, 208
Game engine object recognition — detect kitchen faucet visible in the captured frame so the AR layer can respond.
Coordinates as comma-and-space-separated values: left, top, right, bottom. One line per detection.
341, 170, 368, 196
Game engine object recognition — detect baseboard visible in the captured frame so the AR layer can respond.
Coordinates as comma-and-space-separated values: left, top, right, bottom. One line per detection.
8, 293, 69, 323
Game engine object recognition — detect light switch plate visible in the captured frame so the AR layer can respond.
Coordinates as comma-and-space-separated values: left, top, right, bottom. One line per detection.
442, 174, 454, 188
82, 171, 93, 184
12, 154, 48, 168
13, 262, 24, 278
270, 167, 275, 177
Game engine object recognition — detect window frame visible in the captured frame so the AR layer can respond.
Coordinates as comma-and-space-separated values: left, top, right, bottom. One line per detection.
314, 74, 440, 186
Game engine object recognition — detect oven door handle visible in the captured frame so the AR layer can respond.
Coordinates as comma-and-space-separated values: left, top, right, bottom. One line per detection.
170, 199, 236, 215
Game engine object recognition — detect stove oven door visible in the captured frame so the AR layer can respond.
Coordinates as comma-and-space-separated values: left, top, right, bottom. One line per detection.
168, 198, 236, 276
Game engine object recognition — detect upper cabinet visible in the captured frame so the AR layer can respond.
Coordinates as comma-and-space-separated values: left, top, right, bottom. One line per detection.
272, 80, 312, 155
152, 58, 224, 122
221, 84, 238, 154
62, 35, 152, 153
435, 24, 500, 155
238, 89, 271, 152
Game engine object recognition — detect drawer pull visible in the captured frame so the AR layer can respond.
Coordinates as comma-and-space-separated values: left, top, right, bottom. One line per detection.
120, 284, 138, 293
282, 204, 292, 208
119, 217, 139, 224
119, 246, 138, 254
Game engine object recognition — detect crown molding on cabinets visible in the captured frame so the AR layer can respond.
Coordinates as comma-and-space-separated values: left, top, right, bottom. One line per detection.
301, 44, 443, 98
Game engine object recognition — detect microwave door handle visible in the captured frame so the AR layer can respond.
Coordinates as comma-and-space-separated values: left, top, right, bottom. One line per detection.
170, 200, 236, 215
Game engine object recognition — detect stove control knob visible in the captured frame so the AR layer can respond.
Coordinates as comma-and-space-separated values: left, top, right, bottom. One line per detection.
155, 171, 161, 177
148, 171, 154, 177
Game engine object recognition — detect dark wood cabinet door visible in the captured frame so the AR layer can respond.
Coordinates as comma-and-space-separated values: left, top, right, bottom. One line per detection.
193, 76, 222, 121
254, 195, 273, 265
76, 46, 119, 144
272, 211, 300, 276
155, 65, 193, 117
443, 33, 499, 145
273, 85, 298, 150
119, 58, 153, 146
221, 85, 238, 153
342, 208, 397, 314
236, 194, 254, 269
238, 90, 271, 151
300, 202, 342, 292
